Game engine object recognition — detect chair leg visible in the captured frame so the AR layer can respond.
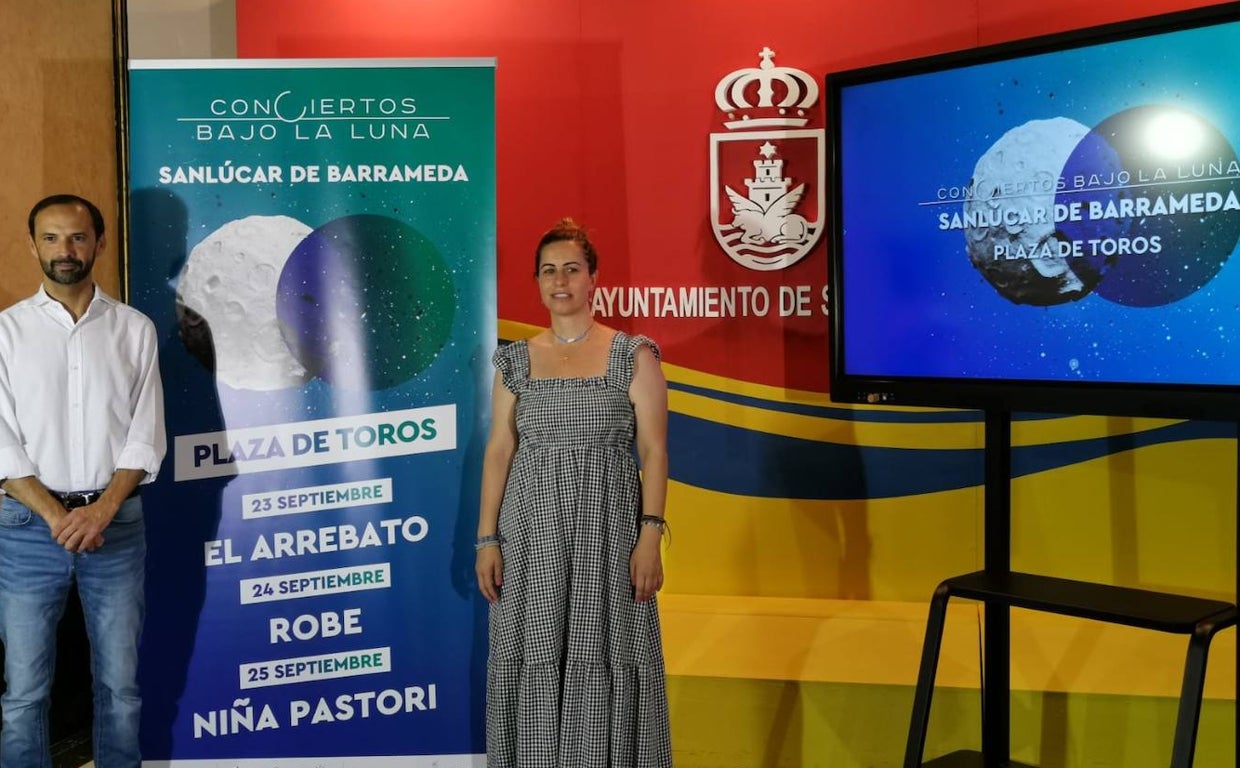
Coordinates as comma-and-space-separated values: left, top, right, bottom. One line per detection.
904, 582, 953, 768
1169, 610, 1237, 768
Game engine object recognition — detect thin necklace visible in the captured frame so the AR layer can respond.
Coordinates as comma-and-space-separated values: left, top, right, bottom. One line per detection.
553, 322, 593, 345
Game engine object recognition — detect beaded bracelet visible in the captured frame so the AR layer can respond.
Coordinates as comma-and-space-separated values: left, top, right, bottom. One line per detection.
639, 514, 667, 533
475, 534, 504, 551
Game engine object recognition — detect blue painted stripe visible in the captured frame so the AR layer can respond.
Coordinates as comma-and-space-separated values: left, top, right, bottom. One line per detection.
668, 412, 982, 499
1011, 419, 1236, 478
669, 381, 1086, 425
669, 414, 1236, 500
668, 381, 978, 423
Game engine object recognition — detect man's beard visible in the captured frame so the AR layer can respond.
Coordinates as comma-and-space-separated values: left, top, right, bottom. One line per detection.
42, 258, 93, 285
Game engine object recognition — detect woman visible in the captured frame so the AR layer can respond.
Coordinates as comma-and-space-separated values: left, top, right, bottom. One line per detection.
476, 218, 672, 767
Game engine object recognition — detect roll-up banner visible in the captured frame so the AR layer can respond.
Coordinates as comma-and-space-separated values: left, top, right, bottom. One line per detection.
126, 59, 495, 767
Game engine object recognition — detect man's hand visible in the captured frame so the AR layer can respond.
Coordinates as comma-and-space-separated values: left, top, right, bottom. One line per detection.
51, 504, 109, 552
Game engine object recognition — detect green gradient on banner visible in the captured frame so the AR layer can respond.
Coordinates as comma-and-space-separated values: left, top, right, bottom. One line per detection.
126, 60, 494, 765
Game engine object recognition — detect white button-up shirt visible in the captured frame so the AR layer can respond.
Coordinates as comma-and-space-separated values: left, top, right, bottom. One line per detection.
0, 286, 166, 493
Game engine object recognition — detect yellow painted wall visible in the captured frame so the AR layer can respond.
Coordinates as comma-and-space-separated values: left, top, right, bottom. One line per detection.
502, 310, 1238, 767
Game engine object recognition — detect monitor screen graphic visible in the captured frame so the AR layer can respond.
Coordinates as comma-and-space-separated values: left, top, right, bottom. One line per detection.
828, 4, 1240, 417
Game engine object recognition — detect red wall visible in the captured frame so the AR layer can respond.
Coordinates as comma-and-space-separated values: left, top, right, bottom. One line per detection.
236, 0, 1225, 392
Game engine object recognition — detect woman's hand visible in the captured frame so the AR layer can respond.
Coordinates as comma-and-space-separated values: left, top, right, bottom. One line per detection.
476, 546, 503, 603
630, 528, 664, 603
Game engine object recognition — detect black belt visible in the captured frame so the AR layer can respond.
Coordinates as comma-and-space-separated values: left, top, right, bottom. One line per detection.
50, 487, 141, 510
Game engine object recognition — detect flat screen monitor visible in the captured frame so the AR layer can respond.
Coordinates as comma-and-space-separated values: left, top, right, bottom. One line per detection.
827, 2, 1240, 419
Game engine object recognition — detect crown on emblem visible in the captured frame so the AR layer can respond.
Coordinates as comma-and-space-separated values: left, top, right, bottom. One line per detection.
715, 47, 819, 131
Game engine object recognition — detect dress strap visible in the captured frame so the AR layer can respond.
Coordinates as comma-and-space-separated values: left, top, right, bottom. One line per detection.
607, 332, 661, 390
492, 340, 530, 393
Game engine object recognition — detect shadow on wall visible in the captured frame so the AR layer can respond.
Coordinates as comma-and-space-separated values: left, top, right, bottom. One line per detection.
129, 188, 228, 759
768, 430, 872, 600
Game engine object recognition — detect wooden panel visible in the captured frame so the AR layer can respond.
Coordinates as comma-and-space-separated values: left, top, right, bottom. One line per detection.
0, 0, 120, 310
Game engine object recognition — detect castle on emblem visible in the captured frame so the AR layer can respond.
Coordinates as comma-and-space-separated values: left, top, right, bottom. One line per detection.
710, 48, 826, 271
746, 142, 791, 205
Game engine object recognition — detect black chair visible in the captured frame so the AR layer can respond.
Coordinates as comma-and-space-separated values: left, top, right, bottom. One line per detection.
904, 570, 1238, 768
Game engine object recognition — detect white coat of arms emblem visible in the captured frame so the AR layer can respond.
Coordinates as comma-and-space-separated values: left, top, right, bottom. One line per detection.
711, 47, 825, 271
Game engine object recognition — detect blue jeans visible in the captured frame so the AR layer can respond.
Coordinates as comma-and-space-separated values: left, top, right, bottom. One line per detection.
0, 495, 145, 768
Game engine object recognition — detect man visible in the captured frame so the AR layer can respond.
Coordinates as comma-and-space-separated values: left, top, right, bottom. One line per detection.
0, 194, 166, 768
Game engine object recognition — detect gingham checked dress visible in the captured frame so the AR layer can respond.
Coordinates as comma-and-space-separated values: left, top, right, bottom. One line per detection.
486, 331, 672, 768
